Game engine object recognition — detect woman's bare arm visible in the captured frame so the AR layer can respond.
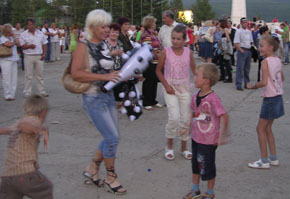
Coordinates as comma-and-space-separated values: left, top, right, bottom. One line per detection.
71, 42, 120, 83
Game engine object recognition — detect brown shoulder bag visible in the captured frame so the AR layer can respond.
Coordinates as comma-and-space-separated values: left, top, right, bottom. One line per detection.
62, 43, 91, 94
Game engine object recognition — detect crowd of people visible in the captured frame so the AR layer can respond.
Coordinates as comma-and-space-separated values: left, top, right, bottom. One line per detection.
0, 9, 287, 199
0, 21, 90, 100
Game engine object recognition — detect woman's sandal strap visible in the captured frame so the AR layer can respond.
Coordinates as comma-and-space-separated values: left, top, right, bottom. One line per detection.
104, 180, 126, 194
92, 179, 103, 187
83, 171, 103, 187
111, 185, 124, 192
106, 168, 118, 178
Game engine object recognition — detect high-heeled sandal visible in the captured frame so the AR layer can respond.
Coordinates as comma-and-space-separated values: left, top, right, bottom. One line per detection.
83, 159, 103, 187
103, 168, 127, 195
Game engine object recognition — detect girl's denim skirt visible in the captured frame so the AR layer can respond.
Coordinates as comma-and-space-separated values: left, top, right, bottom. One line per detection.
260, 95, 284, 120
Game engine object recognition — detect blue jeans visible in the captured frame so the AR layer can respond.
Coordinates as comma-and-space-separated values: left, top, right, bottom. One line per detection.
45, 41, 51, 62
284, 42, 290, 63
235, 50, 252, 89
82, 92, 119, 158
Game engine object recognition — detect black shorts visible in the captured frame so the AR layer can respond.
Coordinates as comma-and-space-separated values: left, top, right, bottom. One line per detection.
191, 139, 217, 181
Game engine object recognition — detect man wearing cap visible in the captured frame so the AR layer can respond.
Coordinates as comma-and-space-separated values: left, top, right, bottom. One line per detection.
234, 17, 253, 91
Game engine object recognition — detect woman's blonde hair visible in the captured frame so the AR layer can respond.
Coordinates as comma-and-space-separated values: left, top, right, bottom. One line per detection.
84, 9, 112, 41
197, 63, 219, 86
24, 95, 49, 116
1, 24, 12, 36
142, 15, 156, 30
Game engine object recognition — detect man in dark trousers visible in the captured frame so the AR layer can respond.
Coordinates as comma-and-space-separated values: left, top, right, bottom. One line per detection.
234, 18, 253, 91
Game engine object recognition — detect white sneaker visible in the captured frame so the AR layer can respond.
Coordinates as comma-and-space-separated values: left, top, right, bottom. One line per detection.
269, 159, 280, 166
40, 93, 49, 97
24, 93, 31, 98
143, 106, 153, 110
154, 103, 163, 108
248, 159, 270, 169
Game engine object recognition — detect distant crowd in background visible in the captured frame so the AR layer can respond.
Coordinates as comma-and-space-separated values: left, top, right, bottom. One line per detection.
0, 15, 289, 101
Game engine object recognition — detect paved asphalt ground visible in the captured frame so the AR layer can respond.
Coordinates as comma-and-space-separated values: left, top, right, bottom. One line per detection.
0, 51, 290, 199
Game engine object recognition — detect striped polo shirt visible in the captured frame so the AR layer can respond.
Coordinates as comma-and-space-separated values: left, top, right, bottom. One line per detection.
2, 116, 41, 177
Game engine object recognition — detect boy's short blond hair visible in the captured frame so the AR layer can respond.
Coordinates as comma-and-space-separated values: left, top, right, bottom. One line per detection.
24, 95, 49, 116
197, 63, 219, 86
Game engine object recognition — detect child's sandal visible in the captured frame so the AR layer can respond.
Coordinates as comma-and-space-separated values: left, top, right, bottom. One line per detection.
165, 148, 175, 160
201, 193, 215, 199
183, 190, 201, 199
103, 169, 127, 195
83, 159, 103, 187
181, 150, 192, 160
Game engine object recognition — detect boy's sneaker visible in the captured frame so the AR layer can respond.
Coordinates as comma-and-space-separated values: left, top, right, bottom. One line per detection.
248, 159, 270, 169
269, 159, 279, 166
201, 193, 215, 199
183, 190, 201, 199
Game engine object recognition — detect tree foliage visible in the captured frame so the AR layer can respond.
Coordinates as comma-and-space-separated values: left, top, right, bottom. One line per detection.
191, 0, 215, 24
169, 0, 184, 19
0, 0, 12, 24
0, 0, 170, 27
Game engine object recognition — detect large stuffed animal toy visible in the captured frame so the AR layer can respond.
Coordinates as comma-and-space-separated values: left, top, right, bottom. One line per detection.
102, 43, 154, 121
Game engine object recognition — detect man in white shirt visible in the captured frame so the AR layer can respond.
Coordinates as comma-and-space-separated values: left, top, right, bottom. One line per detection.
41, 22, 52, 63
49, 23, 60, 61
234, 17, 253, 91
274, 23, 285, 59
158, 10, 179, 49
159, 10, 189, 50
19, 18, 48, 97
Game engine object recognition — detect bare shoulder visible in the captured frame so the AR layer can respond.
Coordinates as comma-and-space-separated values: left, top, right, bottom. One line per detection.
72, 42, 87, 57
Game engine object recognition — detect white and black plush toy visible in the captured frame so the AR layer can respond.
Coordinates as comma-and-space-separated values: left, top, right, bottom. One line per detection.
118, 78, 143, 121
102, 43, 153, 121
102, 43, 153, 92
